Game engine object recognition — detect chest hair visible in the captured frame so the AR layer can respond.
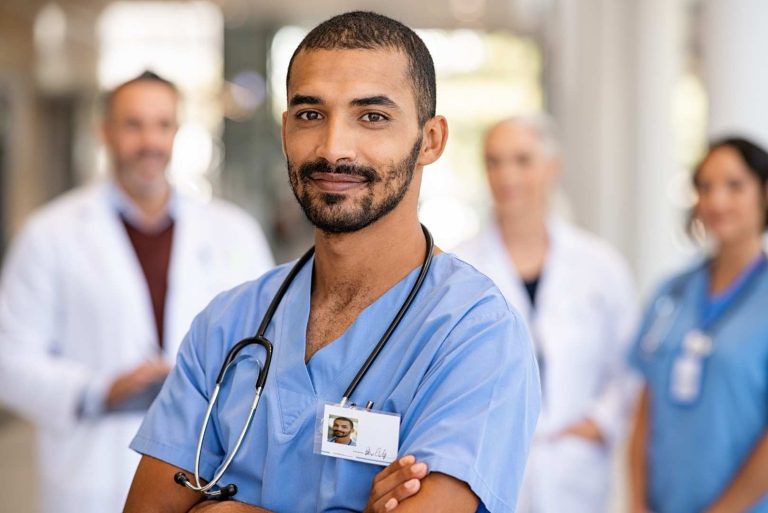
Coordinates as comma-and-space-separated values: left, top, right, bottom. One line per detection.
305, 281, 374, 362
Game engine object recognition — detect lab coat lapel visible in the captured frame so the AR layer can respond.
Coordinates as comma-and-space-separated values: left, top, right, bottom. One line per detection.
86, 184, 157, 360
534, 220, 589, 350
485, 224, 532, 323
532, 220, 565, 327
532, 220, 575, 430
164, 196, 216, 358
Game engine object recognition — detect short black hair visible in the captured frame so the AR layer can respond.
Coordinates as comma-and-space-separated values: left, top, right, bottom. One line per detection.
286, 11, 436, 126
691, 136, 768, 230
104, 70, 178, 119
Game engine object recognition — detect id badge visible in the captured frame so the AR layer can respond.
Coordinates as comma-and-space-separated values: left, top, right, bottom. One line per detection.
682, 330, 713, 357
670, 354, 702, 404
314, 403, 400, 466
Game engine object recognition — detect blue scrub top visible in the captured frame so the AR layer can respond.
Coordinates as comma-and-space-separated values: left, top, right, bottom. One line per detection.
131, 253, 541, 513
630, 262, 768, 513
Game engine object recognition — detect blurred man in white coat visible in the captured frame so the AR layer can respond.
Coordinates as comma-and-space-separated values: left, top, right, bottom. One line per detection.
0, 71, 274, 513
454, 115, 637, 513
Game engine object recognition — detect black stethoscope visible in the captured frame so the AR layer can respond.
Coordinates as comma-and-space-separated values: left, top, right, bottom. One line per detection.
175, 225, 434, 499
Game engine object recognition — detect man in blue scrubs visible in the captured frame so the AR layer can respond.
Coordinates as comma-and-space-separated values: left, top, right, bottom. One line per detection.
124, 11, 540, 513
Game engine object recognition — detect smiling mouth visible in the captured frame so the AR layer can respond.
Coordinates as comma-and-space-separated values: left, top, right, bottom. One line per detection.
310, 172, 368, 193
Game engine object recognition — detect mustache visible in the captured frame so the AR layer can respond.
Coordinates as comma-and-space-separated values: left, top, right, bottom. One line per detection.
134, 148, 169, 160
298, 159, 380, 183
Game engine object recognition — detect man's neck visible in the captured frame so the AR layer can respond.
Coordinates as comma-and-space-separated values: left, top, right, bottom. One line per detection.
304, 207, 430, 361
312, 213, 428, 303
115, 180, 172, 231
131, 190, 171, 223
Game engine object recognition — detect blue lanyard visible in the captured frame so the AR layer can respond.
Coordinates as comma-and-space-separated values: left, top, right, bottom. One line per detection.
699, 252, 767, 332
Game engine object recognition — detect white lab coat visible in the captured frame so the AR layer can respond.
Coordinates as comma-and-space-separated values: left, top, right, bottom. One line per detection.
0, 182, 274, 513
453, 219, 637, 513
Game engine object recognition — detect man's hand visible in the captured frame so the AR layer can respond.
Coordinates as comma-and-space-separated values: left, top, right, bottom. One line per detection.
106, 360, 170, 409
557, 418, 605, 444
365, 455, 428, 512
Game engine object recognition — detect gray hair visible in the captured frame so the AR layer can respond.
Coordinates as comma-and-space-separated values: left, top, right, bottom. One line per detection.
486, 113, 561, 158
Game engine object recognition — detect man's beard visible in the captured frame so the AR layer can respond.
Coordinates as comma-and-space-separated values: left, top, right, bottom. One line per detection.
115, 148, 171, 199
287, 136, 422, 234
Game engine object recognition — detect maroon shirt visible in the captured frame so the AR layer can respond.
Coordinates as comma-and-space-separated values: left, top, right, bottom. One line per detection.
121, 217, 174, 348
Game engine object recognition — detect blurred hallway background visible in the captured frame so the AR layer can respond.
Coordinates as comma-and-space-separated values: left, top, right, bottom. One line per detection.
1, 0, 767, 511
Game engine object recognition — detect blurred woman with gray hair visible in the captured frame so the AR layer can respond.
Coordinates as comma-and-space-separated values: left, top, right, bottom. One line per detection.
454, 114, 638, 513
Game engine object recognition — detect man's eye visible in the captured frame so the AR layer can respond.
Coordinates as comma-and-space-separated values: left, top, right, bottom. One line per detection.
361, 112, 387, 123
297, 111, 322, 121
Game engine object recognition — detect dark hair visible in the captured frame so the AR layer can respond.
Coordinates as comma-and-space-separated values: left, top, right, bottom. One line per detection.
286, 11, 436, 126
103, 70, 178, 118
333, 416, 354, 427
691, 136, 768, 231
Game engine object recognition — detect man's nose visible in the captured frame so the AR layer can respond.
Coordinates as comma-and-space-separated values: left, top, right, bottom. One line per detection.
138, 126, 169, 147
316, 116, 356, 164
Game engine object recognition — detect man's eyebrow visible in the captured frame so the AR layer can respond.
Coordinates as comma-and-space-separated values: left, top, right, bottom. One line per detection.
289, 94, 322, 107
350, 95, 400, 109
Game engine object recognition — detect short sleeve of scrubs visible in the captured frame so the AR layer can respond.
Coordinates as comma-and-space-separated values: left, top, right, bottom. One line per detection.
399, 306, 540, 513
130, 258, 541, 513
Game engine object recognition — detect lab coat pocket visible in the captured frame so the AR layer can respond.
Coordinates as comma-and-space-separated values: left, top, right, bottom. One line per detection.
549, 435, 610, 512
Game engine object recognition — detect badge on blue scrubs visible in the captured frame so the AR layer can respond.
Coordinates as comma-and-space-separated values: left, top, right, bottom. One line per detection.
315, 403, 400, 466
670, 330, 713, 405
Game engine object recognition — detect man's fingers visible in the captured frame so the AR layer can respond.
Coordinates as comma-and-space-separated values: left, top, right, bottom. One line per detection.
370, 478, 423, 513
373, 455, 416, 483
369, 461, 427, 505
109, 361, 170, 405
132, 361, 171, 379
126, 361, 171, 386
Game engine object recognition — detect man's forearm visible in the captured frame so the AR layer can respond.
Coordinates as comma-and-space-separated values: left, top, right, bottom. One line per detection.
188, 501, 273, 513
382, 472, 478, 513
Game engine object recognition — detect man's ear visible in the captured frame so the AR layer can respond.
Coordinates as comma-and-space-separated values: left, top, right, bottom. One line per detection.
417, 115, 448, 167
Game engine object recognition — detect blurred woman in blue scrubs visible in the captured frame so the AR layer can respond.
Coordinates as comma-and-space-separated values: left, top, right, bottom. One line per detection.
628, 137, 768, 513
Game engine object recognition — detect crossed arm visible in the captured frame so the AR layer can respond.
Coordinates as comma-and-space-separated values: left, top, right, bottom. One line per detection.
123, 454, 477, 513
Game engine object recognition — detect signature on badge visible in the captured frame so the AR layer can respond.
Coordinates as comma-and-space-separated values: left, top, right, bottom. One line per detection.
363, 447, 388, 460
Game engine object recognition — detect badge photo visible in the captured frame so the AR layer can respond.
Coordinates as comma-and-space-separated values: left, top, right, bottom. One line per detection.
316, 403, 400, 466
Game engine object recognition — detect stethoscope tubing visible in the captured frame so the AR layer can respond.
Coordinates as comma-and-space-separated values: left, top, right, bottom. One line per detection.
340, 224, 433, 405
177, 225, 434, 499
